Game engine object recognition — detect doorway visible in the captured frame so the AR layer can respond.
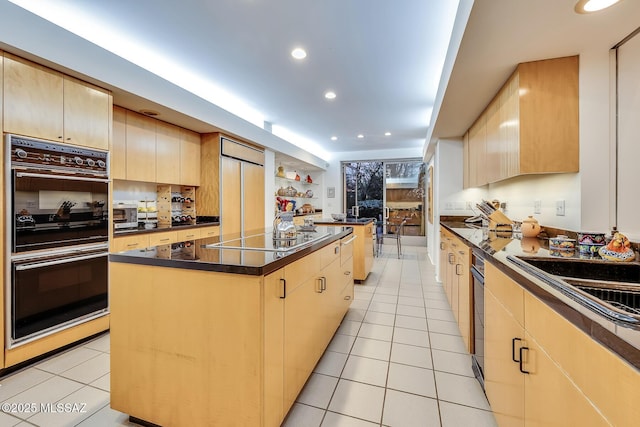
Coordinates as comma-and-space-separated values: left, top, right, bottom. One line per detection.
342, 160, 426, 240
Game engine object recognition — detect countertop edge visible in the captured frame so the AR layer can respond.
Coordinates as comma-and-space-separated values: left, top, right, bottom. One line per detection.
440, 222, 640, 371
315, 218, 374, 226
110, 227, 354, 276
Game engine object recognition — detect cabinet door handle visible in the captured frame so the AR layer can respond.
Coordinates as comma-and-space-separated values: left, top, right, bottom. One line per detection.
279, 278, 286, 299
321, 277, 327, 291
316, 278, 323, 293
440, 242, 445, 250
344, 296, 351, 300
512, 337, 522, 362
519, 346, 530, 374
455, 264, 463, 275
342, 236, 357, 245
160, 238, 170, 242
344, 271, 351, 275
448, 253, 455, 264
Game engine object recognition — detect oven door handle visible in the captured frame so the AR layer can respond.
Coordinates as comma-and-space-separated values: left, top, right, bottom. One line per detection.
15, 171, 109, 183
15, 252, 108, 270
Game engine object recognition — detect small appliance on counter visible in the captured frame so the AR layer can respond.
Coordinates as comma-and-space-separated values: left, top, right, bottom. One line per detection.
113, 203, 138, 229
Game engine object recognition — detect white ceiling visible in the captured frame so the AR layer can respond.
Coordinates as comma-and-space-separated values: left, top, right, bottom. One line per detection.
6, 0, 459, 160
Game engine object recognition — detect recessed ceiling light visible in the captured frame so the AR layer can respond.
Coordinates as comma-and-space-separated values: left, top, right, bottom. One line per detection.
331, 136, 338, 141
357, 134, 364, 139
291, 48, 307, 59
384, 132, 391, 136
574, 0, 622, 13
324, 91, 336, 100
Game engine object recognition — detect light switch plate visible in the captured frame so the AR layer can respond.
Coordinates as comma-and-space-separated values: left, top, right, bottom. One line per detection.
556, 200, 565, 216
534, 200, 542, 214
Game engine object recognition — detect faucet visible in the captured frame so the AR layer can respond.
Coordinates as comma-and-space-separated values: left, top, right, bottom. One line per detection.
273, 212, 282, 239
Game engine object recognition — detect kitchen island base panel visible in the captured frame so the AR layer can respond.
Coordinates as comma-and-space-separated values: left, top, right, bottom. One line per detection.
110, 263, 263, 427
110, 239, 354, 427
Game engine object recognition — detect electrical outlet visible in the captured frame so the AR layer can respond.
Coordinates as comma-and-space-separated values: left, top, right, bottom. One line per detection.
556, 200, 565, 216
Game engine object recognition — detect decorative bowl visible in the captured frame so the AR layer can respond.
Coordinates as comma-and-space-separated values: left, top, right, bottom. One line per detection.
578, 243, 604, 255
577, 232, 606, 245
549, 235, 576, 250
283, 185, 298, 197
331, 213, 346, 221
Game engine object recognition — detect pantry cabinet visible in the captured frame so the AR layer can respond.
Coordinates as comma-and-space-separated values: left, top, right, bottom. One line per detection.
112, 106, 202, 185
485, 263, 613, 427
464, 56, 578, 188
3, 53, 110, 150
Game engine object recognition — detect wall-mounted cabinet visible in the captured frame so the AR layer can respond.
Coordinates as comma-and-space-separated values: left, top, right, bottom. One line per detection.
464, 56, 579, 188
3, 53, 111, 150
111, 106, 201, 186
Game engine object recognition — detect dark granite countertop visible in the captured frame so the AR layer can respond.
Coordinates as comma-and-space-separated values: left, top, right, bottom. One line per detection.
110, 225, 353, 276
113, 220, 220, 237
315, 218, 374, 226
441, 221, 640, 370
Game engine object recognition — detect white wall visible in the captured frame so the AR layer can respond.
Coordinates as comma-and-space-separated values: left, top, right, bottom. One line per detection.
322, 147, 423, 216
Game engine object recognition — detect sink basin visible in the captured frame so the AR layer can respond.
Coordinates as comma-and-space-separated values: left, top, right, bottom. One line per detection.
508, 255, 640, 327
513, 257, 640, 283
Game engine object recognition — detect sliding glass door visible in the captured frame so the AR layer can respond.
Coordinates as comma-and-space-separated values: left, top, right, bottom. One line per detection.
343, 160, 425, 236
343, 161, 384, 220
384, 161, 426, 236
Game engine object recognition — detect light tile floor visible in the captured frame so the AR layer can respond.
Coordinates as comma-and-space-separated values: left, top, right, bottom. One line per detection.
0, 244, 497, 427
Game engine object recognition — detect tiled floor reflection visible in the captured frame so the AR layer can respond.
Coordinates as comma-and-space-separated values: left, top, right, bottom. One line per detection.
0, 244, 496, 427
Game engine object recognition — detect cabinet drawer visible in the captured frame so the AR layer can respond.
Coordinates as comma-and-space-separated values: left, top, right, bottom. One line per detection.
340, 235, 356, 265
148, 231, 178, 247
320, 241, 341, 269
200, 226, 220, 238
111, 234, 150, 252
177, 228, 201, 241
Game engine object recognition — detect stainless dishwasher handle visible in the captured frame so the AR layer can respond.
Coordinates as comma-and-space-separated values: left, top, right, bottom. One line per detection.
15, 252, 108, 270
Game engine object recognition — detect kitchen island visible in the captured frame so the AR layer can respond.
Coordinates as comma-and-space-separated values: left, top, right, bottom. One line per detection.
441, 222, 640, 427
109, 226, 354, 427
315, 217, 374, 281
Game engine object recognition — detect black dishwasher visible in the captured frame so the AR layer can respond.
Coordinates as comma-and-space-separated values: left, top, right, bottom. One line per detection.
471, 248, 485, 389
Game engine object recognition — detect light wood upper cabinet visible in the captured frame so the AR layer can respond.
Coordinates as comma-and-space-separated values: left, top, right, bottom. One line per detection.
156, 120, 181, 184
111, 106, 127, 179
3, 53, 64, 141
464, 56, 578, 187
112, 107, 201, 185
467, 115, 487, 188
63, 75, 111, 150
243, 161, 265, 234
3, 53, 111, 150
180, 129, 201, 186
125, 111, 156, 183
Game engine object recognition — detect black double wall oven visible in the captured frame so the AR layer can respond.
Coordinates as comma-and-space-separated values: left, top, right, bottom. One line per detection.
6, 134, 109, 348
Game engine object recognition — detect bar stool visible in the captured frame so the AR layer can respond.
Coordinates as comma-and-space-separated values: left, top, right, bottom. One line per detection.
380, 219, 406, 258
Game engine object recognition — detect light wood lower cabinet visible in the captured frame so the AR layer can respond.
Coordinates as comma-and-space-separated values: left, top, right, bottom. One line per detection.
485, 262, 617, 427
318, 223, 373, 281
439, 226, 472, 352
111, 237, 354, 427
111, 226, 219, 252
